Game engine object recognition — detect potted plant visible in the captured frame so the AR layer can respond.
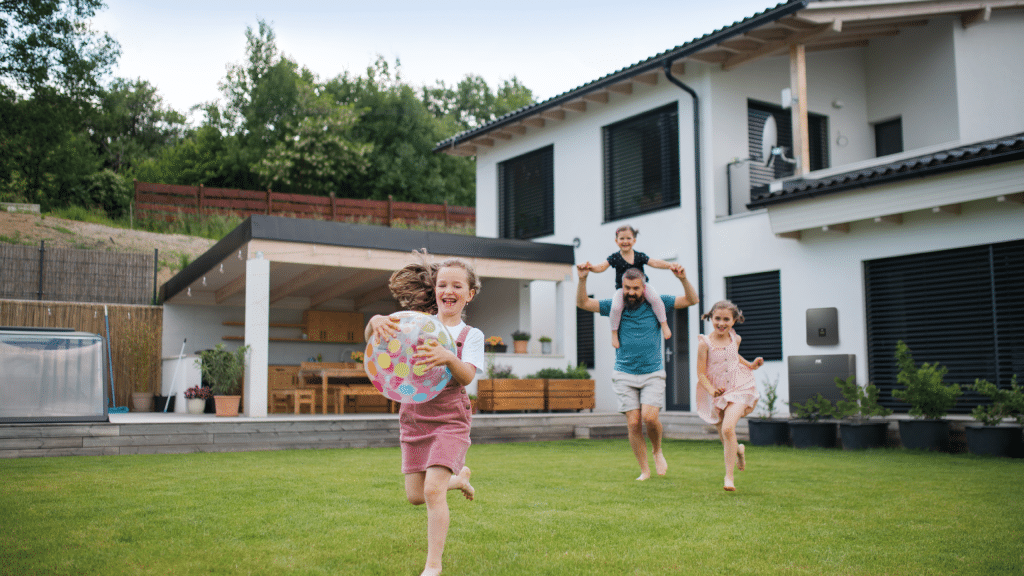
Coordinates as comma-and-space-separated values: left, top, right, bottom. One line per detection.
511, 330, 530, 354
891, 341, 961, 451
964, 375, 1023, 457
788, 394, 838, 448
747, 375, 790, 446
123, 320, 160, 412
183, 385, 212, 415
484, 336, 507, 353
196, 343, 249, 417
834, 375, 893, 450
538, 335, 553, 354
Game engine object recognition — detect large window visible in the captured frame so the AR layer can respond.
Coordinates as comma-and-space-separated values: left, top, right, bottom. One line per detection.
865, 239, 1024, 414
603, 103, 680, 222
747, 100, 829, 193
498, 145, 554, 240
725, 270, 782, 361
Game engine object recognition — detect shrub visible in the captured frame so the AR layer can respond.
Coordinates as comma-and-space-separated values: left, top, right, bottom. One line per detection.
891, 341, 961, 419
790, 394, 835, 422
834, 375, 892, 422
968, 375, 1022, 426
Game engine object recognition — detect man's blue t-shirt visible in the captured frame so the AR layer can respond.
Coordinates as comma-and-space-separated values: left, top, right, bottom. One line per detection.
599, 294, 674, 375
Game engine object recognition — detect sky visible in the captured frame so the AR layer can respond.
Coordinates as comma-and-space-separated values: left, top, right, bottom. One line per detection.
91, 0, 781, 118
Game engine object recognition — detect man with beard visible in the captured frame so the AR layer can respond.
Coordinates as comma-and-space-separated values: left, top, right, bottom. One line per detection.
576, 262, 698, 480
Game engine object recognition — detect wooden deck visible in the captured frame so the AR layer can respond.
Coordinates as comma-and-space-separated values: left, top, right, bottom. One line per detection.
0, 412, 730, 458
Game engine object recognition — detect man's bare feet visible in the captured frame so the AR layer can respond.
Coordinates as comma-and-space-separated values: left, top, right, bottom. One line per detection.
654, 452, 668, 476
661, 323, 672, 340
724, 477, 736, 492
450, 466, 474, 500
611, 332, 620, 349
636, 470, 651, 481
737, 444, 746, 471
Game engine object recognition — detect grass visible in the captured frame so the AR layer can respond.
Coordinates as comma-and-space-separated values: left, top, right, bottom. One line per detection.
1, 439, 1021, 575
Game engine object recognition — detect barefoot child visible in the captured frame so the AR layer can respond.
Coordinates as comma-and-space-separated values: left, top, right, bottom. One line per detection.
366, 253, 484, 576
696, 300, 764, 492
588, 225, 673, 348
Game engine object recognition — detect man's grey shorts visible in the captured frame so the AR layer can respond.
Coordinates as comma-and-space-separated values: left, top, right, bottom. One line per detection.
611, 369, 666, 413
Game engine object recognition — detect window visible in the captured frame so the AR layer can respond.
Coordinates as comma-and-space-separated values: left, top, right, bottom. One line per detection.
576, 299, 595, 369
747, 100, 829, 195
874, 118, 903, 157
725, 270, 782, 361
498, 145, 554, 240
603, 103, 680, 222
865, 239, 1024, 414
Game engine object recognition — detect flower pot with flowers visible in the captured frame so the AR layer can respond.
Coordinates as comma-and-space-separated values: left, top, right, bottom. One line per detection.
196, 343, 249, 417
485, 336, 507, 353
512, 330, 530, 354
183, 385, 212, 415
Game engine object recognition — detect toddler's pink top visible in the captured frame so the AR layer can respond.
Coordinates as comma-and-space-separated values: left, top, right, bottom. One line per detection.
696, 330, 758, 424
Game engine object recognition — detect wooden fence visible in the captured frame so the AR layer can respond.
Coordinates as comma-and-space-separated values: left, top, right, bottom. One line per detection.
134, 181, 475, 230
0, 243, 157, 305
0, 300, 163, 409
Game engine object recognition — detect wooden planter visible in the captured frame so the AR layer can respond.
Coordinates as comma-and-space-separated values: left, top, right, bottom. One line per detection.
544, 379, 595, 412
477, 379, 544, 412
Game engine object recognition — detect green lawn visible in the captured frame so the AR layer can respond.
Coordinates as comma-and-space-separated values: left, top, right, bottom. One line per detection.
1, 439, 1021, 575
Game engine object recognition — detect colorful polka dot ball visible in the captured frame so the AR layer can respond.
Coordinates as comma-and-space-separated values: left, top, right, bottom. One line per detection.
363, 311, 455, 404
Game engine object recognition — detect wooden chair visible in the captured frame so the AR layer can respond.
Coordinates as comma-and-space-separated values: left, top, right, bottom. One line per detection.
271, 388, 316, 414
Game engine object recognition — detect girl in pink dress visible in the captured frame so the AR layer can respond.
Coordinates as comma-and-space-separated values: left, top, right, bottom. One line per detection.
366, 254, 484, 576
696, 300, 764, 492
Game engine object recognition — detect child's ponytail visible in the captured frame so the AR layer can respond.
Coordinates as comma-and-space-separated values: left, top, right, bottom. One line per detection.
701, 300, 745, 323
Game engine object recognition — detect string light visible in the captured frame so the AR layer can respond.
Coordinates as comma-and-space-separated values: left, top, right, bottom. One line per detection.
202, 276, 207, 286
219, 263, 224, 273
187, 287, 192, 297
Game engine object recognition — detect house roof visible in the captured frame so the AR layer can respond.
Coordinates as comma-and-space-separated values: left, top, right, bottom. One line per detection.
160, 215, 575, 307
747, 132, 1024, 208
433, 0, 1024, 157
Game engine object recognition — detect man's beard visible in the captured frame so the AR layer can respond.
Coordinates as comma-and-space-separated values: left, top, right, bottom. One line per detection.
623, 293, 644, 310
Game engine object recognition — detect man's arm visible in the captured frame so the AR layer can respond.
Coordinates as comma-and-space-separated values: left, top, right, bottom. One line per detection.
670, 264, 699, 309
575, 263, 600, 313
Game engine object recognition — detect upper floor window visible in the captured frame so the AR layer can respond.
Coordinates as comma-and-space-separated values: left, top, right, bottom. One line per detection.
603, 103, 680, 222
874, 118, 903, 157
747, 100, 829, 191
498, 145, 554, 240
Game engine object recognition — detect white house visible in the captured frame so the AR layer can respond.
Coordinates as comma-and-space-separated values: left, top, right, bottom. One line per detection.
435, 0, 1024, 414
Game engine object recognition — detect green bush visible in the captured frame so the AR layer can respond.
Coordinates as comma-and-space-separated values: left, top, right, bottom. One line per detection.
754, 375, 780, 419
891, 341, 961, 419
790, 394, 835, 422
834, 375, 892, 421
527, 364, 591, 379
70, 170, 133, 219
968, 375, 1022, 426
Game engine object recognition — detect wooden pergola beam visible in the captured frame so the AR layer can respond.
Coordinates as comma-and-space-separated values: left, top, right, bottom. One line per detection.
269, 265, 332, 305
309, 270, 380, 309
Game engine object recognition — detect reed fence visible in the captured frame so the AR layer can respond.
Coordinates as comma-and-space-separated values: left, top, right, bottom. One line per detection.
134, 181, 475, 230
0, 300, 163, 409
0, 243, 156, 305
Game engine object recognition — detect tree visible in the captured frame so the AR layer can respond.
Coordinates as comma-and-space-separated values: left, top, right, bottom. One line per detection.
423, 74, 535, 131
92, 78, 187, 174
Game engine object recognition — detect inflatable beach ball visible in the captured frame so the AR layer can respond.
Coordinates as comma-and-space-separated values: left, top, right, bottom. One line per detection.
363, 311, 455, 403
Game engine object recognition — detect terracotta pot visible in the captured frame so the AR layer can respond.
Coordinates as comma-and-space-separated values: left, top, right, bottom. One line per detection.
214, 395, 241, 417
513, 340, 528, 354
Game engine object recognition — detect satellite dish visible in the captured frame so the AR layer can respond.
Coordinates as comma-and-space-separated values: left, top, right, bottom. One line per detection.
760, 115, 778, 166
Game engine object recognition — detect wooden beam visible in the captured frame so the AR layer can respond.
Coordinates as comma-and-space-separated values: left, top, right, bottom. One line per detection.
689, 50, 731, 64
216, 273, 246, 304
719, 38, 764, 52
776, 231, 802, 240
800, 1, 1022, 25
962, 6, 992, 28
504, 124, 527, 135
806, 39, 870, 53
522, 117, 545, 128
354, 285, 394, 310
822, 223, 849, 233
670, 61, 686, 76
997, 193, 1024, 204
309, 270, 380, 309
453, 144, 477, 156
724, 22, 838, 71
471, 137, 494, 147
562, 100, 587, 113
790, 43, 810, 177
582, 91, 609, 104
873, 214, 903, 225
540, 109, 565, 121
932, 203, 962, 215
269, 265, 332, 305
607, 82, 633, 95
490, 131, 513, 140
634, 71, 659, 85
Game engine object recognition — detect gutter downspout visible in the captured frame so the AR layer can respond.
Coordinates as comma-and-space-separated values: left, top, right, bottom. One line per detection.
663, 61, 705, 326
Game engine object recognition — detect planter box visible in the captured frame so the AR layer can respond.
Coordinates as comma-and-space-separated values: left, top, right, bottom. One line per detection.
484, 344, 507, 353
898, 419, 949, 451
477, 379, 544, 412
544, 379, 595, 412
789, 421, 838, 449
748, 419, 791, 446
965, 425, 1024, 458
839, 421, 889, 450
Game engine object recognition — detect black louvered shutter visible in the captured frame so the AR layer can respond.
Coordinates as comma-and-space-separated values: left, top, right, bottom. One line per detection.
603, 103, 680, 222
498, 145, 554, 240
725, 271, 782, 361
576, 302, 595, 369
748, 100, 829, 189
865, 239, 1024, 414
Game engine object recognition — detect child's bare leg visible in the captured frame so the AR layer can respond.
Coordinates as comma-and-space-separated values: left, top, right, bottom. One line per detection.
610, 290, 624, 349
422, 466, 454, 575
448, 466, 474, 500
611, 330, 620, 349
405, 471, 427, 505
660, 322, 672, 340
720, 403, 746, 491
643, 285, 671, 340
625, 409, 650, 480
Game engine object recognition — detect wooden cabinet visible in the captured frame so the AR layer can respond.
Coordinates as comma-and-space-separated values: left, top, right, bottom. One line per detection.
267, 365, 300, 413
303, 310, 364, 343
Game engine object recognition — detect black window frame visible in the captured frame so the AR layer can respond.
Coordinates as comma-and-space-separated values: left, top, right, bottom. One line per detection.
725, 270, 783, 361
874, 118, 903, 157
497, 145, 554, 240
602, 103, 680, 222
747, 100, 829, 199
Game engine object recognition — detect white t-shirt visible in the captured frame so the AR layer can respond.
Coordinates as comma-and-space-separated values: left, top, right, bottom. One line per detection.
444, 320, 485, 378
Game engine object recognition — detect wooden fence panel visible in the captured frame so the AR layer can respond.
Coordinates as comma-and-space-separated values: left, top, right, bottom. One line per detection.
0, 300, 163, 409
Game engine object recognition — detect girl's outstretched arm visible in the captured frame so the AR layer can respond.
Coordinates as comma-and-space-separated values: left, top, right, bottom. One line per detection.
590, 259, 611, 273
733, 334, 764, 369
646, 257, 674, 270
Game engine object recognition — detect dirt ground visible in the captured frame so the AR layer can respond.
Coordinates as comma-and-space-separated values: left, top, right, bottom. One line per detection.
0, 211, 217, 287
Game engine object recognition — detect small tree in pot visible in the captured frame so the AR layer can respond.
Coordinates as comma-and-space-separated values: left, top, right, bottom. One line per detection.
835, 375, 892, 450
196, 344, 249, 416
964, 375, 1023, 457
891, 341, 961, 451
747, 375, 789, 446
788, 394, 837, 449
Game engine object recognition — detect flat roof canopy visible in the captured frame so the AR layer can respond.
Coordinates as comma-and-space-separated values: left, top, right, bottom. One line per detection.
160, 216, 576, 308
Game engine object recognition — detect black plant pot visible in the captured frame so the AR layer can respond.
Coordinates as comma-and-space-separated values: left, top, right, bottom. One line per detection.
154, 395, 176, 413
964, 425, 1024, 458
748, 419, 791, 446
898, 419, 949, 451
789, 421, 838, 449
839, 421, 890, 450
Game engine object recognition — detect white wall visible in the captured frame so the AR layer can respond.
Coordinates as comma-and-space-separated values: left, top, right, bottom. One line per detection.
953, 9, 1024, 142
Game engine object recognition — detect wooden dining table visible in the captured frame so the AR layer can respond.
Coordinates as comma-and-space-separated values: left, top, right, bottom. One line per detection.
297, 362, 380, 414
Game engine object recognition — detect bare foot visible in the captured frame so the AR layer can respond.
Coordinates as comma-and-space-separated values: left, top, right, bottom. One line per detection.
654, 452, 668, 476
724, 477, 736, 492
737, 444, 746, 471
450, 466, 474, 501
611, 332, 620, 349
636, 470, 651, 481
661, 323, 672, 340
420, 567, 441, 576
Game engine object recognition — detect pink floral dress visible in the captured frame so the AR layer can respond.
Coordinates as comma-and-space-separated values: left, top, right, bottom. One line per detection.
696, 330, 758, 424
